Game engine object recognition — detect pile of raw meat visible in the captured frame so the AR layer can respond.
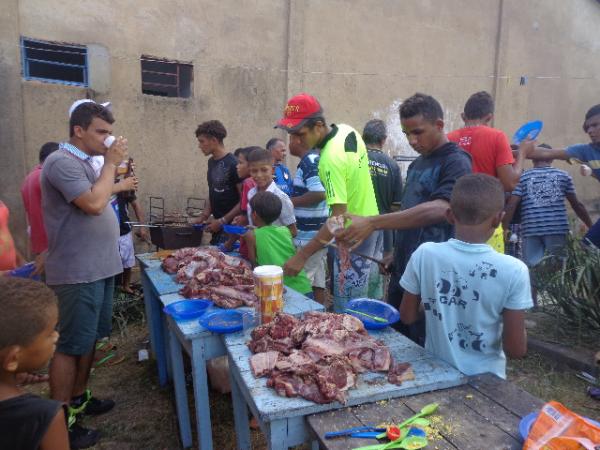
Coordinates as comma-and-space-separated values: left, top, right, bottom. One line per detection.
161, 246, 257, 308
248, 311, 415, 404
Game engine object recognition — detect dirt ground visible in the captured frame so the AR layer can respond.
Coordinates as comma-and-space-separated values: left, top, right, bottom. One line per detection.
25, 293, 599, 449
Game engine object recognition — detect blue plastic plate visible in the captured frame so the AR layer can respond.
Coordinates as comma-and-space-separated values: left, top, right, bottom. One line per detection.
192, 223, 205, 230
200, 309, 244, 333
222, 224, 247, 235
519, 412, 600, 440
163, 299, 212, 321
346, 298, 400, 330
513, 120, 543, 145
9, 262, 41, 281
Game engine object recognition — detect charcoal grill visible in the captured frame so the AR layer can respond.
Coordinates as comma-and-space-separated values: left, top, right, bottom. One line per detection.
148, 196, 206, 249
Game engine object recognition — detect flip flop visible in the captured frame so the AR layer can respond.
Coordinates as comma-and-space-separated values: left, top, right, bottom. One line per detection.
94, 352, 125, 368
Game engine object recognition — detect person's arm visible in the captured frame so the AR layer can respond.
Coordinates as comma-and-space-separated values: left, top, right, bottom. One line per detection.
290, 191, 326, 207
283, 203, 346, 276
39, 407, 69, 450
566, 193, 593, 228
502, 194, 521, 231
399, 291, 422, 325
72, 138, 127, 215
287, 223, 298, 238
243, 230, 257, 266
131, 199, 150, 241
338, 199, 449, 246
528, 147, 569, 161
112, 177, 137, 194
502, 309, 527, 359
193, 201, 211, 224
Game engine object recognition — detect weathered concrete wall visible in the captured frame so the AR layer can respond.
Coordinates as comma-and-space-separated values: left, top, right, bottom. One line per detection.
1, 0, 599, 253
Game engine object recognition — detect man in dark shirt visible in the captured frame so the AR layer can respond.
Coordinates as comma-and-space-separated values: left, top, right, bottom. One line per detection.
339, 93, 472, 343
363, 119, 402, 258
194, 120, 242, 244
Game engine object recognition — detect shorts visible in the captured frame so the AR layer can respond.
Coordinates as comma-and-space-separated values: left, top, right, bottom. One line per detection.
52, 277, 115, 356
584, 218, 600, 249
522, 234, 567, 268
118, 232, 135, 269
294, 240, 327, 289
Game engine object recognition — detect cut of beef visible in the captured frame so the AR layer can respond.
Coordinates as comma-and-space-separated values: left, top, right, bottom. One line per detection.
249, 351, 280, 378
161, 246, 256, 307
247, 312, 412, 404
387, 361, 415, 385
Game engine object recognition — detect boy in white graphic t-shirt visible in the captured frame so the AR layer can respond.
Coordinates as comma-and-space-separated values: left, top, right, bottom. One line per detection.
399, 174, 533, 378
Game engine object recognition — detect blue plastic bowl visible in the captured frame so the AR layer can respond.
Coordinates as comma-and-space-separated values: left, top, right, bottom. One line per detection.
513, 120, 543, 145
222, 224, 247, 235
346, 298, 400, 330
163, 299, 212, 321
192, 223, 205, 230
199, 309, 244, 333
9, 262, 41, 281
519, 412, 600, 441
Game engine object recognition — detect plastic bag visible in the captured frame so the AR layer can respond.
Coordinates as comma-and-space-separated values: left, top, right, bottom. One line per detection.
206, 356, 231, 394
523, 401, 600, 450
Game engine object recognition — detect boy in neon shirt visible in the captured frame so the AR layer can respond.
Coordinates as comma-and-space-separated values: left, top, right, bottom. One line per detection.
243, 191, 312, 295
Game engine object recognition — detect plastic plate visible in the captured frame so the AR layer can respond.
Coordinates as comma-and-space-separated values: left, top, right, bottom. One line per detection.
519, 412, 600, 440
346, 298, 400, 330
200, 309, 244, 333
9, 262, 41, 281
163, 299, 212, 321
192, 223, 205, 230
222, 224, 247, 235
513, 120, 543, 145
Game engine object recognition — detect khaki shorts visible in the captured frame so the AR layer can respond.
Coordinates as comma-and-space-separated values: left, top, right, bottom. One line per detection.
295, 242, 327, 289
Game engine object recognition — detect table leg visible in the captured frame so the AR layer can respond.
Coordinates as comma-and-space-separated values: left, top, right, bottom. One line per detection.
268, 419, 288, 450
162, 313, 173, 382
169, 327, 193, 448
227, 354, 251, 450
191, 339, 213, 450
140, 270, 168, 386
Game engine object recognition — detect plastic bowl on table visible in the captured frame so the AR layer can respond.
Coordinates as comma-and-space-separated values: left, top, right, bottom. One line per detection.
518, 412, 600, 441
222, 224, 247, 235
199, 309, 244, 333
9, 262, 41, 281
512, 120, 543, 145
163, 299, 212, 321
345, 298, 400, 330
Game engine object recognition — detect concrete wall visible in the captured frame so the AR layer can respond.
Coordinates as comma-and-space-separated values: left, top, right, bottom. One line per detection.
1, 0, 599, 253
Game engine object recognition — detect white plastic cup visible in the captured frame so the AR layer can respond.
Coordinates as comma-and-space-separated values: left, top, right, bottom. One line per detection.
104, 135, 116, 148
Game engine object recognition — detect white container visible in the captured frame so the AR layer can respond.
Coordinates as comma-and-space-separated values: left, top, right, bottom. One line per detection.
104, 135, 116, 148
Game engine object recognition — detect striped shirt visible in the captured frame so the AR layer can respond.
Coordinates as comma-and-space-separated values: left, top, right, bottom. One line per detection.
60, 142, 92, 162
512, 167, 575, 237
291, 150, 329, 243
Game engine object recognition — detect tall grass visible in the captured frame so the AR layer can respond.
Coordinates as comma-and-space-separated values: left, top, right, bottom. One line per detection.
534, 237, 600, 333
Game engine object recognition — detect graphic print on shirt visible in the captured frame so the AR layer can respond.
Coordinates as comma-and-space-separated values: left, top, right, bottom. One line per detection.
526, 173, 563, 207
448, 323, 487, 352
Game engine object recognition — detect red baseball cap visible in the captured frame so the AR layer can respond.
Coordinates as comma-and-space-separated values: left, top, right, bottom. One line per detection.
275, 93, 323, 132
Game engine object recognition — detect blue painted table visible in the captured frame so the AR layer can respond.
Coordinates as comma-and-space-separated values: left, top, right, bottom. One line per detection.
160, 288, 324, 450
224, 327, 468, 450
136, 252, 183, 386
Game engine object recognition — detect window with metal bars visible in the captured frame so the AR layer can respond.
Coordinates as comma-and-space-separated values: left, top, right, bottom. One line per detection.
141, 56, 193, 98
21, 37, 87, 86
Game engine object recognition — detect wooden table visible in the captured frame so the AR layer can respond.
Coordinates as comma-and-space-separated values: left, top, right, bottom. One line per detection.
136, 252, 182, 386
225, 327, 467, 450
161, 288, 325, 450
308, 373, 545, 450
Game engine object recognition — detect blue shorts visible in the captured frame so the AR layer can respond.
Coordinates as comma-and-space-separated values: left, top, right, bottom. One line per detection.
52, 277, 115, 356
522, 234, 566, 268
584, 218, 600, 249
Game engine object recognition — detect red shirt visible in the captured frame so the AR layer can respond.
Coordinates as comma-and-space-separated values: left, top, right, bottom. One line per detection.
20, 165, 48, 254
0, 201, 17, 271
241, 177, 256, 212
447, 126, 513, 177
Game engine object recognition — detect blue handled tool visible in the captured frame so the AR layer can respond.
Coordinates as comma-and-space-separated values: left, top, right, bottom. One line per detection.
325, 426, 386, 439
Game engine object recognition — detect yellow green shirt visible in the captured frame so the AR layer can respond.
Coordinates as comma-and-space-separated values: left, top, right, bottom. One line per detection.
317, 124, 378, 217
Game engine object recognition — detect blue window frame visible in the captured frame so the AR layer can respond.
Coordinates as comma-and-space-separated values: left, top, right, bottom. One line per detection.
21, 37, 88, 86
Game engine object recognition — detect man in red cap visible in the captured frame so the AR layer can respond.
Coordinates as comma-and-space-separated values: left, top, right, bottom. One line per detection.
276, 93, 380, 312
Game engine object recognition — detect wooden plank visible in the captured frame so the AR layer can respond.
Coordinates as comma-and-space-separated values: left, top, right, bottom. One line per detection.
402, 386, 522, 450
307, 406, 381, 450
468, 374, 544, 418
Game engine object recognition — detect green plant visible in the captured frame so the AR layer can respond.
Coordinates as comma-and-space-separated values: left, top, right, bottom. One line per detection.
534, 236, 600, 332
112, 288, 146, 335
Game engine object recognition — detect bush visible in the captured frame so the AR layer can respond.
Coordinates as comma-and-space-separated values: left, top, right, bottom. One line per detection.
534, 236, 600, 332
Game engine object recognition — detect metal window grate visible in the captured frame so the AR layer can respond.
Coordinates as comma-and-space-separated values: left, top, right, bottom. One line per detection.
21, 37, 87, 86
141, 56, 193, 98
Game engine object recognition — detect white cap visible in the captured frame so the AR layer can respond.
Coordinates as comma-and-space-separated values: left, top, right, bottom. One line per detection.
68, 99, 112, 117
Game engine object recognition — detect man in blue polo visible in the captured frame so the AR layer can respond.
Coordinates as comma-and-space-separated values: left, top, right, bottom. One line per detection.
277, 93, 380, 312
